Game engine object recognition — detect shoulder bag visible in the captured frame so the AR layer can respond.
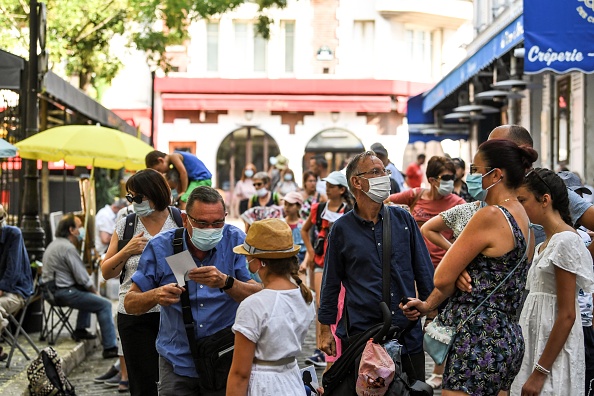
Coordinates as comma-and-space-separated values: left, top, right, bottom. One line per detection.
423, 227, 531, 365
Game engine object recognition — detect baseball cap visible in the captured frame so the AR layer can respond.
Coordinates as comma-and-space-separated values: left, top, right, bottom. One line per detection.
323, 171, 348, 187
557, 171, 592, 195
370, 143, 388, 158
283, 191, 304, 205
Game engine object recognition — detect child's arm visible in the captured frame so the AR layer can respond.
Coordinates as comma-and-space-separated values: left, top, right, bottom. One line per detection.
226, 331, 256, 396
169, 153, 189, 195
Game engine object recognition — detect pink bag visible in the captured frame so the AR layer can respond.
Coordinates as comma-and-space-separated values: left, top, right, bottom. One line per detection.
355, 339, 395, 396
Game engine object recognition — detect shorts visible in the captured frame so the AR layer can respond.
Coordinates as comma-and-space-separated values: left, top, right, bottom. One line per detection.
314, 266, 324, 274
180, 179, 212, 202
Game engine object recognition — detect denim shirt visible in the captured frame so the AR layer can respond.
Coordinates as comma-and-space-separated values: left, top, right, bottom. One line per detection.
0, 225, 33, 298
319, 204, 434, 354
132, 224, 249, 378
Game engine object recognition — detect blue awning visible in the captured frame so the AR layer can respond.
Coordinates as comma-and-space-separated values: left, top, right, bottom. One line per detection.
408, 132, 469, 144
407, 93, 434, 125
524, 0, 594, 74
423, 15, 524, 113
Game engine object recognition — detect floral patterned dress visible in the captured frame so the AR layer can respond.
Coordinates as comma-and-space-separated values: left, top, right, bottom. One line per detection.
439, 206, 530, 395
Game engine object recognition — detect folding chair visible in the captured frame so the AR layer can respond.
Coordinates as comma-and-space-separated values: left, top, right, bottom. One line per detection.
2, 289, 42, 368
39, 280, 76, 346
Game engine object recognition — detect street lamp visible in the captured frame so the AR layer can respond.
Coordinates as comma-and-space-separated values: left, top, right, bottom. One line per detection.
21, 0, 45, 262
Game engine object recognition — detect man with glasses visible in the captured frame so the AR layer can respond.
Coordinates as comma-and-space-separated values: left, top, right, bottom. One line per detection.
318, 151, 434, 382
124, 186, 261, 395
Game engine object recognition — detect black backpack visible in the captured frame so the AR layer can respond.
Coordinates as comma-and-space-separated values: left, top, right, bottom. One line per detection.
117, 206, 183, 283
27, 347, 76, 396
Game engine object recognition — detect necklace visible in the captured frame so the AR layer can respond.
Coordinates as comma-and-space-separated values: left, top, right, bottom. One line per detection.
498, 197, 518, 205
541, 220, 563, 252
551, 220, 562, 235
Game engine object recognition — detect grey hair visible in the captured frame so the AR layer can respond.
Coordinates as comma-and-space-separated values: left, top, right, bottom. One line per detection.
186, 186, 226, 212
345, 150, 377, 192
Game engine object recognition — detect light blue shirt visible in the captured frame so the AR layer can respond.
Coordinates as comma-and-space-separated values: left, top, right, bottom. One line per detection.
132, 224, 249, 378
568, 188, 592, 227
386, 162, 406, 192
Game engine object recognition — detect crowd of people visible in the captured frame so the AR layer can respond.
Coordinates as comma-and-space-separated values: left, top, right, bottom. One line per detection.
5, 129, 594, 396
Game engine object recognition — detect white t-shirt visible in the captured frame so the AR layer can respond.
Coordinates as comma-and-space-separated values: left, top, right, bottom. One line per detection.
95, 204, 116, 254
233, 288, 315, 361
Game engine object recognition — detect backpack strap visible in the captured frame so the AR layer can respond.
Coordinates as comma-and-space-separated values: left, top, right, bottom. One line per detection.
176, 227, 200, 375
119, 213, 138, 284
168, 206, 184, 227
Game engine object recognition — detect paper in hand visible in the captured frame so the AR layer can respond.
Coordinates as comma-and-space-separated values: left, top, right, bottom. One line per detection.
165, 250, 197, 286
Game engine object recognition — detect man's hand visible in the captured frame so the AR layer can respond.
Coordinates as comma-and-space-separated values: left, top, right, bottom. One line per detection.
455, 270, 472, 292
318, 324, 336, 357
155, 283, 184, 306
399, 298, 430, 320
187, 266, 226, 289
123, 231, 148, 256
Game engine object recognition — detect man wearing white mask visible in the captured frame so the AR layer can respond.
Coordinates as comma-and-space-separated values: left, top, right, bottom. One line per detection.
124, 186, 261, 395
42, 213, 118, 358
318, 151, 434, 382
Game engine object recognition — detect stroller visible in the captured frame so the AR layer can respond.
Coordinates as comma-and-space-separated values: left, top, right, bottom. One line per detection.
321, 302, 432, 396
322, 206, 432, 396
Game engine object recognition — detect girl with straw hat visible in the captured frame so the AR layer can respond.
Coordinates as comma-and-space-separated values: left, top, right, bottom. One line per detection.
227, 219, 315, 396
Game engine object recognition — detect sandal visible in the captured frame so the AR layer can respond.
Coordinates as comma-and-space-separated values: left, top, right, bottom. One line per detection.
426, 373, 443, 389
118, 380, 129, 393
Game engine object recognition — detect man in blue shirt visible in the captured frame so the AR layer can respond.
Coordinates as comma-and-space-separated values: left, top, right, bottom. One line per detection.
318, 151, 434, 382
125, 187, 261, 395
0, 205, 33, 349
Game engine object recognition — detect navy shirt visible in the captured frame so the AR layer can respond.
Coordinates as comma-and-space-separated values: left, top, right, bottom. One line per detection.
319, 204, 434, 354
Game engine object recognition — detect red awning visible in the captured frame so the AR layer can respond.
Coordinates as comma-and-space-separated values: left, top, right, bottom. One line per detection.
161, 94, 392, 113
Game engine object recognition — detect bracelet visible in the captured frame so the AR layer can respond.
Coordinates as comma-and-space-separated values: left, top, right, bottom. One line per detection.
534, 362, 550, 376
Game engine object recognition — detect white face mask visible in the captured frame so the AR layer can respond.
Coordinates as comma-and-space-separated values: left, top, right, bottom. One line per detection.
256, 188, 268, 198
133, 200, 154, 217
362, 175, 391, 203
438, 180, 454, 196
321, 205, 344, 223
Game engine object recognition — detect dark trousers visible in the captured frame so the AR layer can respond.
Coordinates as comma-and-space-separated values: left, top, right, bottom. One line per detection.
118, 312, 160, 396
585, 325, 594, 396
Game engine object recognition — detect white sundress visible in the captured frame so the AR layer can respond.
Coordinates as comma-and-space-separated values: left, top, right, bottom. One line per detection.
510, 231, 594, 396
232, 288, 315, 396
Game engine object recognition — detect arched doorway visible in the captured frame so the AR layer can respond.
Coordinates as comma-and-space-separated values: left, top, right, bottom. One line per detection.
304, 128, 365, 171
216, 126, 280, 192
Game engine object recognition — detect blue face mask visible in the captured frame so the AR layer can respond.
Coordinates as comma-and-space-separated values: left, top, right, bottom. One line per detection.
133, 200, 154, 217
466, 168, 499, 201
190, 227, 224, 251
244, 170, 254, 178
77, 227, 86, 242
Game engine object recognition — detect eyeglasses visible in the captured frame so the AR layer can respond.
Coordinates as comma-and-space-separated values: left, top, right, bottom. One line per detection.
356, 168, 392, 177
435, 174, 455, 181
186, 212, 225, 229
469, 164, 493, 175
125, 193, 144, 204
253, 182, 263, 188
526, 168, 553, 194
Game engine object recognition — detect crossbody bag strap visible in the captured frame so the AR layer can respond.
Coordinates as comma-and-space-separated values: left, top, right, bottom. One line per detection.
455, 226, 531, 333
176, 228, 201, 374
382, 206, 391, 305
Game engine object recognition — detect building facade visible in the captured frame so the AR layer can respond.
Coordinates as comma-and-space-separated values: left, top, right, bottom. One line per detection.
104, 0, 473, 189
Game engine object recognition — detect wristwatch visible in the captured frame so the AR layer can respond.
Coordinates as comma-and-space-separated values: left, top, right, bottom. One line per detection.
220, 275, 235, 292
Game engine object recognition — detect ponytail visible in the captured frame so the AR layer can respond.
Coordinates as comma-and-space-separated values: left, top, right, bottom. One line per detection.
264, 256, 313, 304
291, 272, 313, 304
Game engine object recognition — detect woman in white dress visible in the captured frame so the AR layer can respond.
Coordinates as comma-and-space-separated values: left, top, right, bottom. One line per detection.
511, 168, 594, 396
227, 218, 316, 396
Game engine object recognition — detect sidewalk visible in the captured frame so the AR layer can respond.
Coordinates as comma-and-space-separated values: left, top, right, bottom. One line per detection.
0, 300, 112, 395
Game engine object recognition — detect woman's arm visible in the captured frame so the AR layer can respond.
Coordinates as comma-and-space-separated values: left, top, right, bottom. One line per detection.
300, 214, 315, 263
521, 266, 577, 395
100, 230, 147, 279
420, 215, 453, 251
226, 332, 256, 396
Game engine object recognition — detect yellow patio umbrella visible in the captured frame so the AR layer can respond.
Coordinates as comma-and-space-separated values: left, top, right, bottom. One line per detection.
15, 124, 154, 254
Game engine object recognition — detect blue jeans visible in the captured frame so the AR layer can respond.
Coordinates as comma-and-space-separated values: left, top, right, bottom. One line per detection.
54, 286, 117, 350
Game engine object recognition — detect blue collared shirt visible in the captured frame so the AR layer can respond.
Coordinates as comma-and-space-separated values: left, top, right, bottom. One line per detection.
319, 204, 434, 354
132, 224, 249, 378
0, 225, 33, 299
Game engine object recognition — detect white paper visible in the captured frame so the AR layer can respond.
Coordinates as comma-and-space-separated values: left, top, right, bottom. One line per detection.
165, 250, 197, 286
300, 365, 320, 393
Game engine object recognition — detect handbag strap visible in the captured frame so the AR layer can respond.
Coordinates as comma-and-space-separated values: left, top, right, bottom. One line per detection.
455, 225, 531, 333
175, 227, 201, 375
382, 206, 391, 304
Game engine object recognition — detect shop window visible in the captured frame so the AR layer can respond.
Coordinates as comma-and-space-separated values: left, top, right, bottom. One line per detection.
207, 22, 219, 72
556, 77, 570, 164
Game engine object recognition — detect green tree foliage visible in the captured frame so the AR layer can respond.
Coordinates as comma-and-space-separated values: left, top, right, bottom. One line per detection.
0, 0, 290, 94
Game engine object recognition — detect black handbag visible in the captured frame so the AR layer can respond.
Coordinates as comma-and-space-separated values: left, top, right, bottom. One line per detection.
322, 206, 432, 396
175, 228, 234, 391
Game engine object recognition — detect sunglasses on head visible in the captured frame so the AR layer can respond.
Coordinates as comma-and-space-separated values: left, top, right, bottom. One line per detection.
125, 193, 144, 204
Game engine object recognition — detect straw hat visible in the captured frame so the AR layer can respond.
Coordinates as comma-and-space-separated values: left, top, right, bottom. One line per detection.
233, 218, 300, 259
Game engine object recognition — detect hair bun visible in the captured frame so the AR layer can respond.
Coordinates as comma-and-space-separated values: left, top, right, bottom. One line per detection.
519, 146, 539, 170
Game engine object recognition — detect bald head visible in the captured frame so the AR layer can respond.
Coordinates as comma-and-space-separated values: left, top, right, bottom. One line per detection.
488, 125, 533, 147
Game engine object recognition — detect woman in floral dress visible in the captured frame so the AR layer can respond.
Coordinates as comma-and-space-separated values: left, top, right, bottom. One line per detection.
401, 139, 538, 396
